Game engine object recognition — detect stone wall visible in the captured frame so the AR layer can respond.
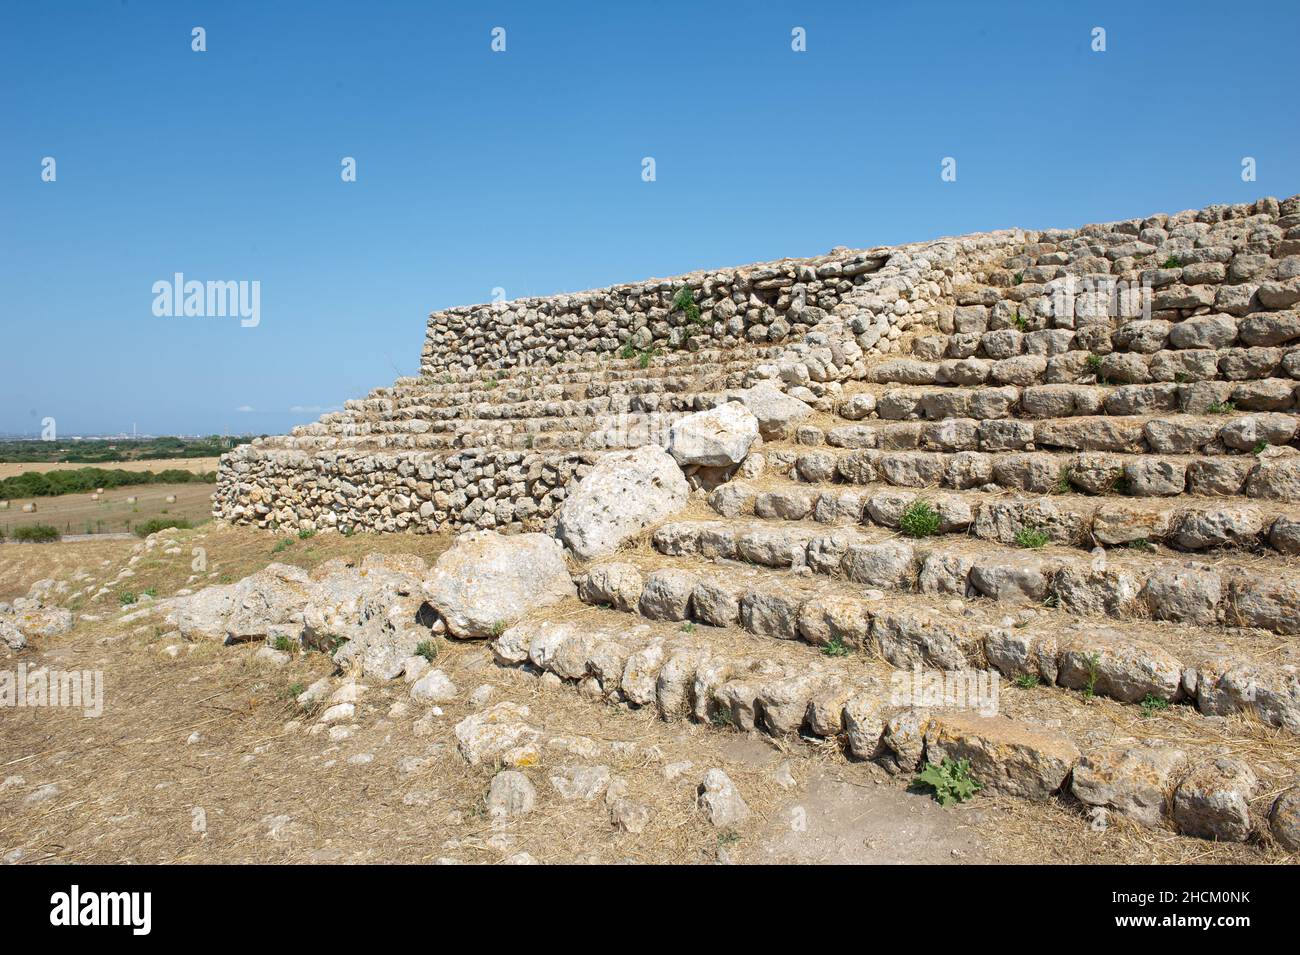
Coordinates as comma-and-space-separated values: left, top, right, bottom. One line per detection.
213, 447, 600, 535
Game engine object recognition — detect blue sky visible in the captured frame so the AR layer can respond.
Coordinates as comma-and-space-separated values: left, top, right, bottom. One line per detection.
2, 0, 1297, 437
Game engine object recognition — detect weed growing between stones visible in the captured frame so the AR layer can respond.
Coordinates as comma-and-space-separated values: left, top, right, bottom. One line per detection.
1015, 528, 1050, 549
899, 500, 941, 538
914, 758, 981, 806
1141, 694, 1171, 718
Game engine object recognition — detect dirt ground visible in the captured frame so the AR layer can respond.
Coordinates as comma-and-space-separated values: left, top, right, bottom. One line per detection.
0, 483, 215, 538
0, 527, 1290, 865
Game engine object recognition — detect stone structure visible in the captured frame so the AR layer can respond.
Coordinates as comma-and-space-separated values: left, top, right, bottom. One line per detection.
215, 194, 1300, 538
198, 197, 1300, 848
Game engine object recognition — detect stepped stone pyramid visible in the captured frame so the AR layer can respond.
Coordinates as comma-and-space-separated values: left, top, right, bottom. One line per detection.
212, 193, 1300, 846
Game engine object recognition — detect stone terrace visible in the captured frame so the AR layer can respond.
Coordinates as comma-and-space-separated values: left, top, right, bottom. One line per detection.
209, 192, 1300, 849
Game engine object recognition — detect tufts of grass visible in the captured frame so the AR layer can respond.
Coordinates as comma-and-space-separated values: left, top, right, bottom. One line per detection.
1013, 673, 1040, 689
1140, 694, 1171, 718
271, 635, 299, 653
1082, 652, 1102, 701
1015, 528, 1050, 549
415, 640, 438, 662
899, 500, 942, 538
134, 517, 191, 538
118, 591, 137, 606
297, 528, 315, 540
820, 636, 850, 657
1161, 255, 1183, 269
1207, 401, 1236, 415
672, 285, 702, 325
12, 523, 60, 543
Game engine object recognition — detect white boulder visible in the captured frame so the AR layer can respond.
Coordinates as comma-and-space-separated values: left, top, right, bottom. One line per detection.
667, 402, 760, 467
424, 531, 575, 639
555, 446, 689, 561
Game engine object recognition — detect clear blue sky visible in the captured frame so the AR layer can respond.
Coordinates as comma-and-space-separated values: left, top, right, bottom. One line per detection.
3, 0, 1296, 437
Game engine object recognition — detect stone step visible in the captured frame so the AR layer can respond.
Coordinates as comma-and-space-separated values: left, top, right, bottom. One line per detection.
711, 478, 1300, 555
264, 417, 686, 453
491, 602, 1294, 842
905, 308, 1300, 369
567, 554, 1300, 732
303, 389, 715, 433
862, 344, 1300, 391
831, 381, 1298, 424
763, 443, 1300, 502
392, 347, 780, 395
646, 516, 1300, 636
791, 411, 1300, 457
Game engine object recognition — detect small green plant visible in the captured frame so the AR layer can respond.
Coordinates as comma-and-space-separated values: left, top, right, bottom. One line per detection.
672, 285, 702, 325
118, 591, 137, 606
271, 635, 299, 653
1252, 440, 1269, 455
272, 539, 292, 554
1206, 401, 1236, 415
820, 636, 850, 657
488, 620, 508, 638
1014, 673, 1040, 689
134, 517, 190, 538
680, 621, 697, 634
899, 500, 942, 538
1055, 469, 1073, 495
298, 528, 315, 540
1012, 309, 1027, 331
483, 376, 499, 390
620, 341, 637, 360
1015, 528, 1050, 549
1124, 538, 1155, 552
414, 639, 437, 663
1082, 652, 1102, 701
142, 587, 157, 598
637, 348, 656, 369
914, 758, 982, 807
285, 681, 307, 701
710, 708, 734, 728
1161, 255, 1182, 269
716, 829, 741, 848
1013, 272, 1024, 286
1111, 475, 1131, 495
13, 524, 60, 543
1140, 694, 1170, 718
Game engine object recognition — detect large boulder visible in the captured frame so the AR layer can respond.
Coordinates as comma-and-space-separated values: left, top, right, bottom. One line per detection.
424, 531, 575, 638
554, 446, 689, 560
224, 563, 314, 643
733, 384, 813, 440
666, 402, 760, 467
922, 712, 1079, 799
305, 561, 428, 678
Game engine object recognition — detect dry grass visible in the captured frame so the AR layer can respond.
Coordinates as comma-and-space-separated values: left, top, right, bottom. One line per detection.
0, 524, 1292, 865
0, 483, 216, 538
